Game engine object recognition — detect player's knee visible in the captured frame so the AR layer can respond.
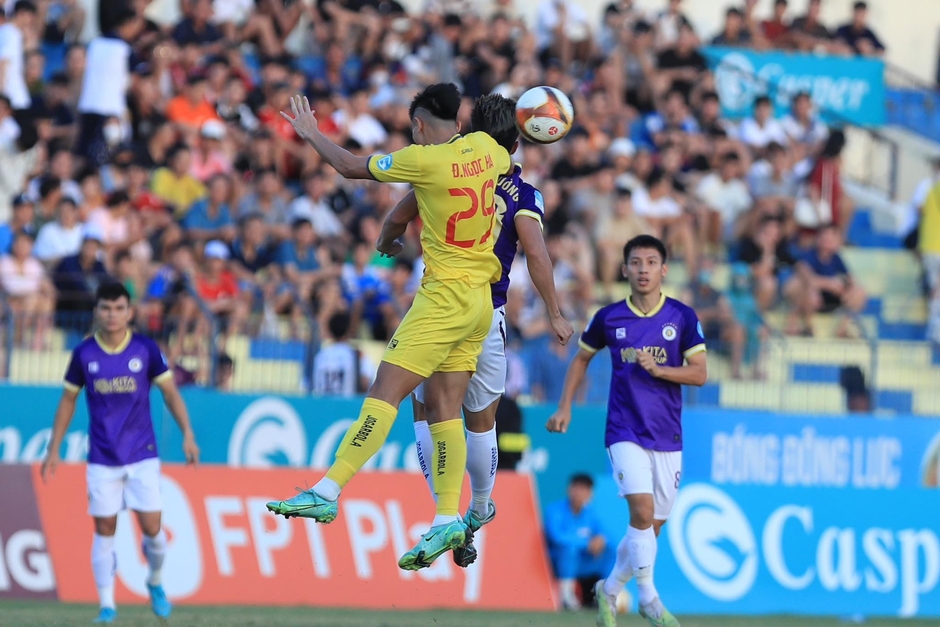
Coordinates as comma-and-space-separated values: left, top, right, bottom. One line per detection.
626, 498, 655, 529
94, 517, 117, 536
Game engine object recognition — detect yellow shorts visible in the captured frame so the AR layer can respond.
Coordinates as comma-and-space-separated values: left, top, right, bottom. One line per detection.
382, 279, 493, 378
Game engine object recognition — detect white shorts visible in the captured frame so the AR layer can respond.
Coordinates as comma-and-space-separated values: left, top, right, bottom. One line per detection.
414, 305, 506, 413
607, 441, 682, 521
86, 458, 163, 518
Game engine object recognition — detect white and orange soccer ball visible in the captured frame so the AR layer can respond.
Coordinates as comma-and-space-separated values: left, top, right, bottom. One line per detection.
514, 86, 575, 144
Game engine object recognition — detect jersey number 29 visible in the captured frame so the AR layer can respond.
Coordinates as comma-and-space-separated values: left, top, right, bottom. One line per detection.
445, 180, 496, 248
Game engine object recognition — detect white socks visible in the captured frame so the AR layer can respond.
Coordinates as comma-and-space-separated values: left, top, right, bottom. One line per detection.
414, 422, 498, 517
92, 534, 116, 610
466, 427, 497, 517
431, 514, 459, 527
142, 530, 167, 586
559, 578, 580, 609
313, 477, 341, 502
627, 525, 658, 606
603, 533, 635, 597
413, 420, 437, 501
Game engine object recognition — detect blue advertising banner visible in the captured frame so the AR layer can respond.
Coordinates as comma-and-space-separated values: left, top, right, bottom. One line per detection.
591, 479, 940, 618
702, 46, 886, 127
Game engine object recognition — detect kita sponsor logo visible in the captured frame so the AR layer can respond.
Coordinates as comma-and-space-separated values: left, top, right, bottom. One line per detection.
228, 397, 422, 472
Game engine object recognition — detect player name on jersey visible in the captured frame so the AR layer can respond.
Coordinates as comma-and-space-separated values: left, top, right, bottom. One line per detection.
451, 154, 495, 178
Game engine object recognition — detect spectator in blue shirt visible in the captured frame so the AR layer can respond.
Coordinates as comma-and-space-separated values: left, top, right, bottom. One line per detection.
0, 195, 37, 255
788, 223, 867, 336
183, 174, 235, 243
278, 217, 328, 301
51, 225, 111, 330
544, 474, 613, 610
341, 241, 394, 341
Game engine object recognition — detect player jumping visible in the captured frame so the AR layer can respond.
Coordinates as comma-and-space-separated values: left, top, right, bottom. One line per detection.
547, 235, 707, 627
41, 282, 200, 624
388, 93, 574, 567
267, 84, 511, 570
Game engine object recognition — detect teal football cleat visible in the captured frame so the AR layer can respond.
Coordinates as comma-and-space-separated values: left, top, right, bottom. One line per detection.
148, 583, 172, 618
266, 489, 337, 522
92, 607, 116, 624
398, 519, 469, 571
453, 500, 497, 567
594, 580, 618, 627
639, 598, 681, 627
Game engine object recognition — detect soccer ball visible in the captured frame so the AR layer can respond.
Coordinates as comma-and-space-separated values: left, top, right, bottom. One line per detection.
515, 86, 574, 144
615, 589, 632, 614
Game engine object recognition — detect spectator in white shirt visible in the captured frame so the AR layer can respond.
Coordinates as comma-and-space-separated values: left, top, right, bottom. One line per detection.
0, 230, 53, 348
312, 311, 376, 397
289, 171, 345, 241
0, 1, 36, 112
34, 196, 83, 266
0, 94, 20, 151
696, 152, 753, 244
76, 9, 139, 166
634, 168, 699, 272
780, 91, 829, 159
738, 95, 788, 153
335, 88, 388, 151
536, 0, 591, 64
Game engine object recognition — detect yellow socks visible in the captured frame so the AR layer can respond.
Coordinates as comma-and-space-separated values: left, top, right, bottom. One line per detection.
429, 418, 468, 517
325, 397, 397, 488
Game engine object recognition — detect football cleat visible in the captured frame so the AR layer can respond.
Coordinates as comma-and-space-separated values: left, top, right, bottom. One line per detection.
453, 500, 497, 568
594, 580, 618, 627
266, 489, 338, 522
398, 519, 469, 571
639, 597, 681, 627
148, 583, 172, 618
92, 607, 117, 624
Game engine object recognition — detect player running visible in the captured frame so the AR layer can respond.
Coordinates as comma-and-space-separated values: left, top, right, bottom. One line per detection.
547, 235, 707, 627
267, 84, 512, 570
390, 93, 573, 567
41, 282, 200, 624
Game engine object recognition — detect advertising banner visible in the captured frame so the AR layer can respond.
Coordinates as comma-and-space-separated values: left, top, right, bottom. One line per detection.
702, 46, 886, 127
30, 464, 556, 610
0, 465, 57, 600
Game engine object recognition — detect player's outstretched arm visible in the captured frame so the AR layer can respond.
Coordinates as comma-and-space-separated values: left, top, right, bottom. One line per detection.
517, 215, 574, 345
637, 350, 708, 386
546, 348, 595, 433
280, 95, 372, 180
376, 190, 419, 257
42, 388, 79, 483
156, 377, 201, 465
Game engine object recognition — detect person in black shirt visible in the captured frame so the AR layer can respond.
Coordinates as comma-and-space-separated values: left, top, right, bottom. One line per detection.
550, 127, 601, 194
656, 23, 706, 99
737, 216, 797, 311
834, 1, 885, 57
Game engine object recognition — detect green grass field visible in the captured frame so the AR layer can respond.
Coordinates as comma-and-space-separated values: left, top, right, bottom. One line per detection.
2, 602, 938, 627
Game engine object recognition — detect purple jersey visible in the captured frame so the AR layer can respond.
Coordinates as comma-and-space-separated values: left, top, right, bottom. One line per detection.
491, 165, 545, 308
579, 295, 705, 452
64, 332, 171, 466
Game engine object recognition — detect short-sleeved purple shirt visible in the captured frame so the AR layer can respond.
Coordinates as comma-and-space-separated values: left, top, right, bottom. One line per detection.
579, 295, 706, 452
491, 165, 545, 308
64, 332, 171, 466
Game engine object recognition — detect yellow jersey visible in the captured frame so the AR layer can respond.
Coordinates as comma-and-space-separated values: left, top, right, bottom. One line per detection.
368, 132, 510, 287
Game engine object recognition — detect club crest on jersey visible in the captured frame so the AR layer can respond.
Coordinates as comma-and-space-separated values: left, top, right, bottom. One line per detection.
376, 155, 393, 171
128, 357, 143, 373
616, 327, 626, 339
88, 361, 99, 374
662, 323, 678, 341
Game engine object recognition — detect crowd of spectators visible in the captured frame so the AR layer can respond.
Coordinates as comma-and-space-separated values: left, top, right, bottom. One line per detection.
0, 0, 884, 386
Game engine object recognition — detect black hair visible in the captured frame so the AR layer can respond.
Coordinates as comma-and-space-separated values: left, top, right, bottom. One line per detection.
328, 311, 352, 340
168, 142, 191, 162
291, 217, 313, 231
645, 167, 667, 189
755, 95, 772, 108
393, 258, 414, 273
471, 93, 518, 153
727, 7, 743, 17
623, 234, 668, 264
114, 250, 132, 265
820, 128, 846, 158
95, 282, 131, 305
107, 190, 130, 207
39, 176, 61, 199
13, 1, 37, 15
408, 83, 461, 122
112, 8, 137, 30
853, 1, 867, 10
569, 473, 594, 488
57, 195, 77, 209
